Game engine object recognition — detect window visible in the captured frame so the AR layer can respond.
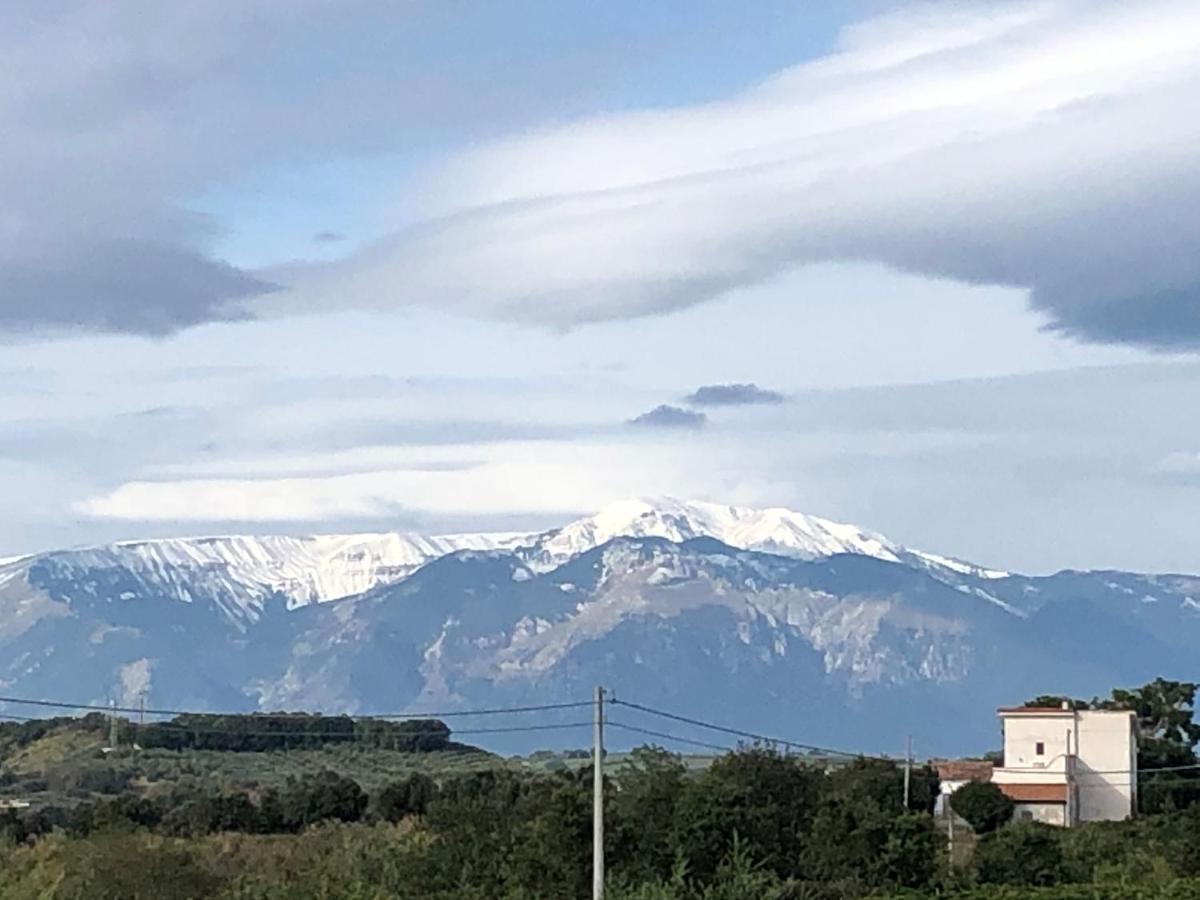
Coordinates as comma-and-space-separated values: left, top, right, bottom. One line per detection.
1035, 741, 1045, 756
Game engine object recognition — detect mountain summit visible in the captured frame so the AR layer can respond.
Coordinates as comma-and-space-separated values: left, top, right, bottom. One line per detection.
0, 498, 1195, 754
523, 497, 908, 571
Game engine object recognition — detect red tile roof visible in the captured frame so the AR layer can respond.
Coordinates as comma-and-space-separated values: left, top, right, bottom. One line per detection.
997, 783, 1068, 803
935, 760, 995, 783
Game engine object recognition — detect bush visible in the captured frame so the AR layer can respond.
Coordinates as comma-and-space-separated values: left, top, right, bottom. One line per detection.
973, 822, 1066, 887
376, 773, 437, 821
670, 746, 823, 882
279, 770, 368, 830
951, 781, 1014, 835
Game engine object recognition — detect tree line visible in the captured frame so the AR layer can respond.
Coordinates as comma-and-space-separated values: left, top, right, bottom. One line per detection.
1, 678, 1199, 898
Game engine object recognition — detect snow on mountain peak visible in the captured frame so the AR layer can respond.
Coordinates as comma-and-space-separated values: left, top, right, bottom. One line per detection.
30, 530, 532, 616
524, 496, 906, 571
4, 497, 1006, 628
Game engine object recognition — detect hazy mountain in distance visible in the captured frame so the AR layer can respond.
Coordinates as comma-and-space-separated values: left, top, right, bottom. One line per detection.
0, 499, 1194, 755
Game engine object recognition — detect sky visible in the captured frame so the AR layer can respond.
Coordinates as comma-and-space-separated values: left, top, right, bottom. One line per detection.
3, 0, 1200, 574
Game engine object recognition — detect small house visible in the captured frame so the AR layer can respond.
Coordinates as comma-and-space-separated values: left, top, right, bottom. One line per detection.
990, 703, 1137, 825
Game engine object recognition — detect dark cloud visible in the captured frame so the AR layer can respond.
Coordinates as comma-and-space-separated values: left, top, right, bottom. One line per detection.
313, 231, 346, 244
1, 0, 812, 338
685, 383, 784, 407
0, 240, 276, 336
1034, 284, 1200, 349
628, 405, 707, 430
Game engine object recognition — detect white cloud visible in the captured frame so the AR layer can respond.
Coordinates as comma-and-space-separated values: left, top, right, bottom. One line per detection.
74, 438, 784, 522
1154, 451, 1200, 475
273, 0, 1200, 347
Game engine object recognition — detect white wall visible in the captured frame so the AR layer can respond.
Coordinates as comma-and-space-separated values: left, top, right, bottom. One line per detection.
1075, 710, 1136, 822
1013, 802, 1066, 826
1000, 713, 1074, 771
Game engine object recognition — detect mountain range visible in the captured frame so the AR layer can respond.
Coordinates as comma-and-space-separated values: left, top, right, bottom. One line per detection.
1, 498, 1196, 755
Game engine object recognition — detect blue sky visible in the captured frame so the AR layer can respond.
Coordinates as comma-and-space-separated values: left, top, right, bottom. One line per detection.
3, 1, 1200, 573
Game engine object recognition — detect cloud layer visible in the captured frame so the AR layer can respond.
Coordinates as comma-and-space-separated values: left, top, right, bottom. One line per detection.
685, 383, 784, 406
6, 2, 1200, 347
628, 405, 707, 430
0, 0, 681, 335
274, 0, 1200, 349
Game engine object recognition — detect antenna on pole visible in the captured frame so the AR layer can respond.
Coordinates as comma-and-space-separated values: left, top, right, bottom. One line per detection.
593, 685, 605, 900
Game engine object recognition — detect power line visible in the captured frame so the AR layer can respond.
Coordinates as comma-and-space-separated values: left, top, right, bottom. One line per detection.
606, 720, 731, 753
0, 694, 591, 721
1140, 763, 1200, 774
609, 698, 888, 760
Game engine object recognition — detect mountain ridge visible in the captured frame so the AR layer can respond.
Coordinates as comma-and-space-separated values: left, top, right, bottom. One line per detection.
1, 498, 1197, 755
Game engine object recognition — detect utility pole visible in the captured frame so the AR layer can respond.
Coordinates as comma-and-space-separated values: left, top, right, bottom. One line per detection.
108, 699, 119, 751
903, 735, 912, 810
947, 800, 954, 862
593, 685, 605, 900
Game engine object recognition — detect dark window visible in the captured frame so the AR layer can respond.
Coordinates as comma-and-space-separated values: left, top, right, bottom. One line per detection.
1035, 741, 1045, 756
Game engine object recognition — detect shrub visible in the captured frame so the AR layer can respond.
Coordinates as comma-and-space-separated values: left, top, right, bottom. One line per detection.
951, 781, 1014, 835
376, 773, 437, 822
973, 822, 1066, 887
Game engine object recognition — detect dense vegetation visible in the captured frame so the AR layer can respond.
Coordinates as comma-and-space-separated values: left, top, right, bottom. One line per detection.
0, 678, 1198, 898
138, 713, 456, 753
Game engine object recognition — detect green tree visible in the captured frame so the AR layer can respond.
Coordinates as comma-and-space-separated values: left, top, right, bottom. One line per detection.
161, 792, 261, 836
1100, 679, 1200, 746
1024, 695, 1089, 711
951, 781, 1014, 835
822, 756, 940, 814
377, 773, 437, 821
611, 745, 689, 883
974, 822, 1066, 887
670, 746, 823, 881
1100, 679, 1200, 812
804, 801, 938, 890
1140, 738, 1200, 814
503, 772, 593, 899
280, 770, 368, 830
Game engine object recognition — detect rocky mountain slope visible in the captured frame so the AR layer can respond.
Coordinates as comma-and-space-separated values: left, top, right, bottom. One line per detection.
0, 499, 1195, 754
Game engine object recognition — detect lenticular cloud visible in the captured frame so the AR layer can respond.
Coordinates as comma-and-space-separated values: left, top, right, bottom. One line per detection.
280, 0, 1200, 348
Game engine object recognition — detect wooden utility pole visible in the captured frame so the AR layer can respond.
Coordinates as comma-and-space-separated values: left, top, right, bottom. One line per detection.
593, 685, 605, 900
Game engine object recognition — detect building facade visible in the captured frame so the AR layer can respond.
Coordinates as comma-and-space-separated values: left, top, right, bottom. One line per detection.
990, 704, 1137, 825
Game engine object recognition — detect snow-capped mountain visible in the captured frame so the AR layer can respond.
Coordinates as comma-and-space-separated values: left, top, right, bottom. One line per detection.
0, 498, 1196, 754
520, 497, 910, 571
0, 497, 986, 629
4, 530, 529, 628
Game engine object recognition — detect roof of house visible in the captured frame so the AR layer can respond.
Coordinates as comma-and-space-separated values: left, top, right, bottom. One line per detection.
997, 706, 1137, 719
935, 760, 995, 783
997, 783, 1068, 803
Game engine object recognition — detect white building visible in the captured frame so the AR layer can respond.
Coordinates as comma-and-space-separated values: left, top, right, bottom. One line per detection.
933, 759, 994, 818
991, 704, 1138, 825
